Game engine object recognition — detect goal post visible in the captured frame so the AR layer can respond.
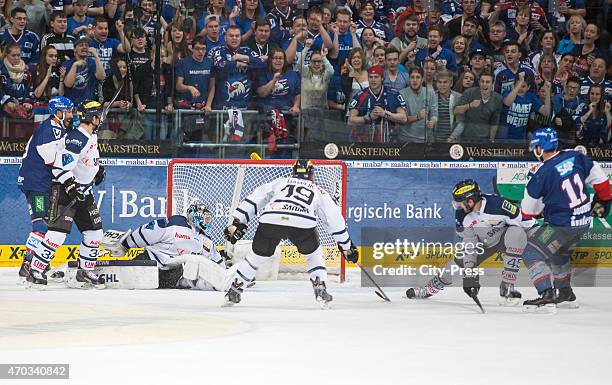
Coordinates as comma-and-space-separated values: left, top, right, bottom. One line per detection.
167, 159, 348, 282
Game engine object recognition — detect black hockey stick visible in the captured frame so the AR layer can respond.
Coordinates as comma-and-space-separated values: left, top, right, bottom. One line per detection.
469, 292, 485, 313
357, 262, 391, 302
100, 78, 125, 125
491, 176, 520, 204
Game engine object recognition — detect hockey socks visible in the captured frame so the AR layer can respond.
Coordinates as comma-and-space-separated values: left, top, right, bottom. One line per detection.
304, 248, 328, 283
233, 252, 267, 286
522, 244, 553, 294
78, 230, 104, 270
30, 231, 66, 273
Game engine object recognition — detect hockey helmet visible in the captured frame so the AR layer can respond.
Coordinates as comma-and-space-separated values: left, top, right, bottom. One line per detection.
48, 96, 74, 129
292, 159, 314, 180
529, 127, 558, 152
186, 203, 213, 234
76, 100, 103, 125
452, 179, 481, 210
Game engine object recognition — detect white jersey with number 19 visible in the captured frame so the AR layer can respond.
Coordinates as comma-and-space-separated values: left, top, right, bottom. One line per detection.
233, 177, 351, 250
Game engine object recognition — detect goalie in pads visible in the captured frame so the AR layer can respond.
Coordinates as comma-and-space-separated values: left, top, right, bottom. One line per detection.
104, 203, 234, 290
223, 159, 359, 308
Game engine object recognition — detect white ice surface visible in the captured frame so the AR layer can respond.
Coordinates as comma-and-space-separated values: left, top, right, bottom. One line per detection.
1, 268, 611, 385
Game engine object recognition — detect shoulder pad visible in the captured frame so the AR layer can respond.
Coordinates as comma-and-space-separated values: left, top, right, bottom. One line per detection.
64, 130, 88, 153
168, 215, 190, 228
482, 194, 519, 218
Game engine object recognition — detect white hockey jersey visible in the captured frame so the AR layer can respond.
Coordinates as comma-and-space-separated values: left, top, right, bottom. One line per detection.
456, 194, 536, 250
233, 177, 352, 251
52, 126, 100, 190
125, 215, 223, 269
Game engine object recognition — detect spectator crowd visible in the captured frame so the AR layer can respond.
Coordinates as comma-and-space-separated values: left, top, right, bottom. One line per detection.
0, 0, 610, 148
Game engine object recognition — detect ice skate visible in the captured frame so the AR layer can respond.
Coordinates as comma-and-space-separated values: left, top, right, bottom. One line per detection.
499, 282, 522, 306
74, 267, 106, 289
222, 279, 244, 307
555, 287, 579, 309
406, 287, 432, 299
523, 288, 556, 313
25, 269, 47, 290
311, 277, 332, 309
18, 257, 31, 284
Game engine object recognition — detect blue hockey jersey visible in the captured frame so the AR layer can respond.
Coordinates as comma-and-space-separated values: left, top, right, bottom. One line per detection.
0, 29, 40, 65
17, 118, 66, 194
208, 45, 265, 109
521, 150, 611, 227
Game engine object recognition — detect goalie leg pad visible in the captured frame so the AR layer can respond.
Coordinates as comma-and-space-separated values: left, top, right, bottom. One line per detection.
175, 254, 238, 291
304, 247, 328, 282
65, 260, 158, 289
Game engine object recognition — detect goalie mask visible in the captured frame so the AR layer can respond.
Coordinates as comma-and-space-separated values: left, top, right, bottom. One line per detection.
452, 179, 481, 212
292, 159, 314, 180
187, 203, 213, 234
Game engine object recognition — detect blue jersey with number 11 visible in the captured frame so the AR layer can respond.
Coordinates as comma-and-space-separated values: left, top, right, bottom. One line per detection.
521, 150, 609, 228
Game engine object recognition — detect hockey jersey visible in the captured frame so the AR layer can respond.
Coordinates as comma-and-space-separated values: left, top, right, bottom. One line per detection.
0, 29, 40, 65
52, 126, 100, 190
456, 194, 536, 250
17, 118, 66, 194
233, 177, 352, 251
208, 45, 265, 109
521, 150, 611, 227
125, 215, 223, 269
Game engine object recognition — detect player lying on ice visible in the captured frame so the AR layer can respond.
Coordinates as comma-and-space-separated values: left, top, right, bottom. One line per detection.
222, 159, 359, 308
103, 203, 238, 290
406, 179, 537, 306
520, 127, 611, 312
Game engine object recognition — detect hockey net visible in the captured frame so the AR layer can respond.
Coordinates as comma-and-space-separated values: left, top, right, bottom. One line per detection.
167, 159, 347, 282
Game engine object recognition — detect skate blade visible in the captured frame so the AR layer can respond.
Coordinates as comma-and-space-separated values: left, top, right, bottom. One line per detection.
523, 303, 557, 314
24, 281, 47, 291
499, 296, 522, 306
221, 300, 236, 308
556, 301, 579, 309
316, 297, 332, 310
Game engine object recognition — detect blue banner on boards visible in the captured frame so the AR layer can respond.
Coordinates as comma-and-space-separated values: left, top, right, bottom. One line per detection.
0, 159, 497, 245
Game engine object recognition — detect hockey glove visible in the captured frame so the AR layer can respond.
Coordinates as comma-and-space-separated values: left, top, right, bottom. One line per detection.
63, 177, 85, 202
224, 219, 247, 244
219, 249, 233, 268
94, 165, 105, 186
463, 275, 480, 298
340, 243, 359, 263
591, 196, 611, 219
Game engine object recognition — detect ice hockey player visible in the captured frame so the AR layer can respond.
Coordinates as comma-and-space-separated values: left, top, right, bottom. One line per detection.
406, 179, 537, 305
106, 204, 231, 289
17, 96, 74, 283
223, 159, 359, 308
521, 127, 611, 311
26, 100, 106, 288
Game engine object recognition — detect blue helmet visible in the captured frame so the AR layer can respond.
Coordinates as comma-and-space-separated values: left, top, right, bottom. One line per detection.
530, 127, 558, 152
48, 96, 74, 116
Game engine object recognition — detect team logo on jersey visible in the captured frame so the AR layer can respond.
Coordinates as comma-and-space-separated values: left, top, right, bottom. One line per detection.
554, 157, 575, 178
53, 127, 62, 139
62, 153, 74, 166
501, 200, 517, 215
145, 221, 155, 230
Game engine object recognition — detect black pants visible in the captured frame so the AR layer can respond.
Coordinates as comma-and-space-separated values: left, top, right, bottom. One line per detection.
251, 223, 320, 257
48, 183, 102, 234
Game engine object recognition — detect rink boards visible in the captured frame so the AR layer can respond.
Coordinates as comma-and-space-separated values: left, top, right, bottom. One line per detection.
0, 158, 611, 269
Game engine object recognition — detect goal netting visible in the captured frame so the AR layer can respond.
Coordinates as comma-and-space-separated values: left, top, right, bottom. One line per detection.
167, 159, 347, 282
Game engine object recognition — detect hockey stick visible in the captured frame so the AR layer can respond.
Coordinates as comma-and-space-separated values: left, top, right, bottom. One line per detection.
491, 176, 520, 204
357, 262, 391, 302
469, 292, 485, 313
100, 78, 125, 125
49, 197, 77, 223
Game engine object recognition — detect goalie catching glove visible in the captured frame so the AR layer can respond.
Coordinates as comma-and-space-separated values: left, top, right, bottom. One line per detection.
224, 218, 247, 244
339, 242, 359, 263
591, 195, 611, 219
